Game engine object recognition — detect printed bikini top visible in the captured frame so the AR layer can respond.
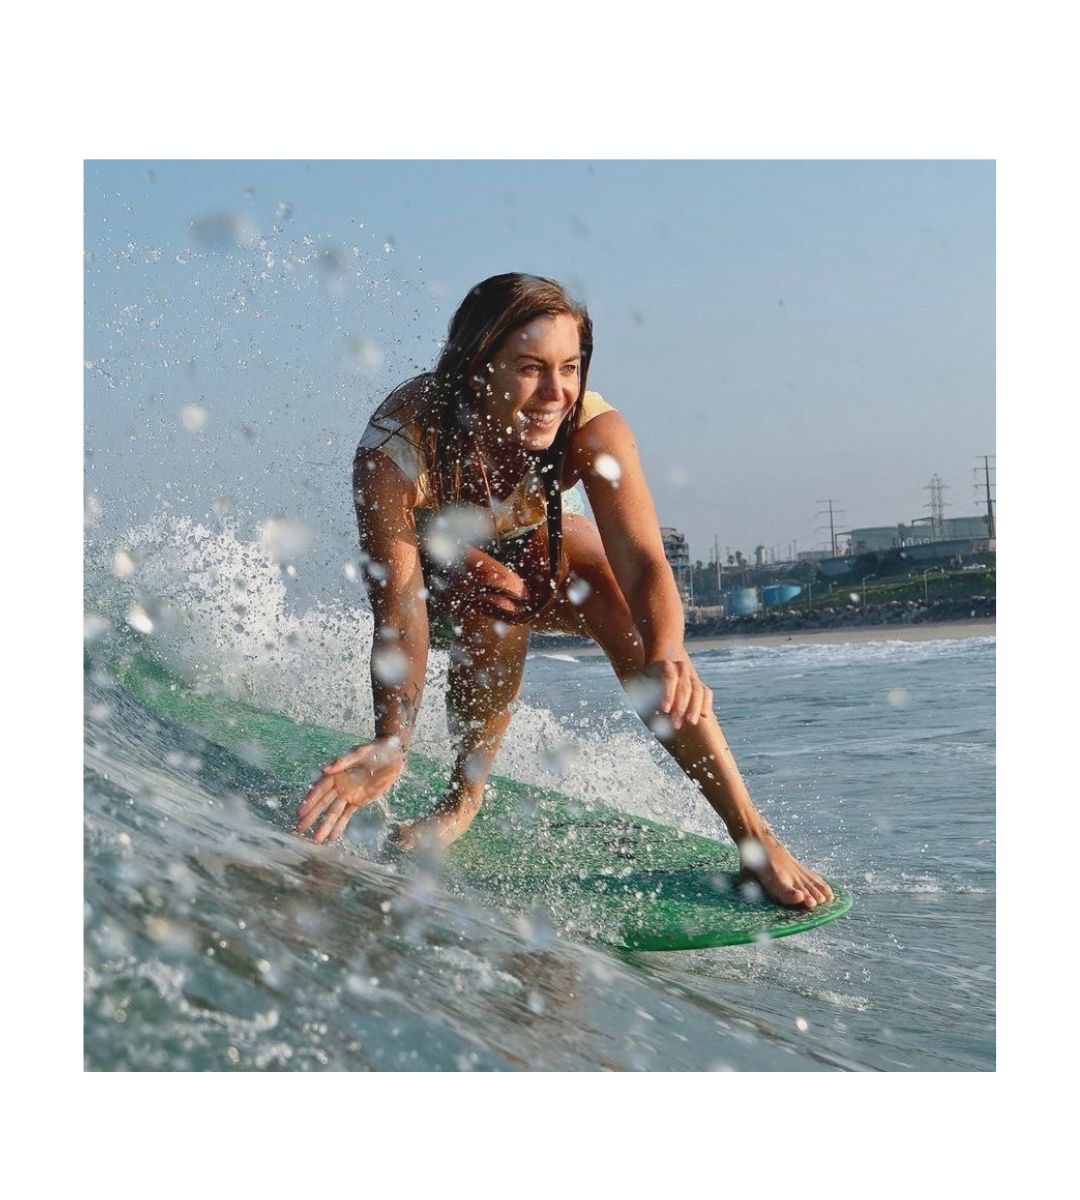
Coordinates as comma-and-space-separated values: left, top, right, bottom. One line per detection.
356, 389, 614, 540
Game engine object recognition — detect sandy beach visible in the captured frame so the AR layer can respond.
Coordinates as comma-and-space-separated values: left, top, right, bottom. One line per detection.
565, 619, 996, 657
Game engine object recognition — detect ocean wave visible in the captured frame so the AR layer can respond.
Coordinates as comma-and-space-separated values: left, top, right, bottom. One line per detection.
85, 517, 707, 833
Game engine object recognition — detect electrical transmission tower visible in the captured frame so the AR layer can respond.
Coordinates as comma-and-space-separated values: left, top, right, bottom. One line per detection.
925, 475, 949, 541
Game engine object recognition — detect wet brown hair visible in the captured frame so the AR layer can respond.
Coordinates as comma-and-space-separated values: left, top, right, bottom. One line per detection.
390, 273, 593, 614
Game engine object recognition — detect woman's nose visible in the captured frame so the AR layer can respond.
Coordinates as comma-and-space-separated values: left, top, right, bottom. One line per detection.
539, 369, 561, 399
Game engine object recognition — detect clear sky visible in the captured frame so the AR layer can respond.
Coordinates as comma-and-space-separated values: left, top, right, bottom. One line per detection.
84, 159, 994, 569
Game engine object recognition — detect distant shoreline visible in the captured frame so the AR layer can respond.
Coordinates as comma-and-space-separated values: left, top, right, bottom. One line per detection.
557, 618, 996, 657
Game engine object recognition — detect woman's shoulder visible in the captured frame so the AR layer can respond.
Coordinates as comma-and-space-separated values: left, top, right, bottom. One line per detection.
362, 375, 435, 437
579, 389, 616, 424
562, 390, 629, 489
356, 376, 437, 494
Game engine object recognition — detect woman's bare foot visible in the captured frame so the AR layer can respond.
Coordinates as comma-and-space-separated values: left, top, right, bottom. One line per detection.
389, 786, 483, 853
739, 829, 834, 909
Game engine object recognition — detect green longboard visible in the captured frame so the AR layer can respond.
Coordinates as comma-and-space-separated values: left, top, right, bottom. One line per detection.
108, 652, 852, 950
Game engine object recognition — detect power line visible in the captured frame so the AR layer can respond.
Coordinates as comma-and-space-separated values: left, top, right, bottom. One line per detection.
977, 454, 996, 539
815, 499, 845, 555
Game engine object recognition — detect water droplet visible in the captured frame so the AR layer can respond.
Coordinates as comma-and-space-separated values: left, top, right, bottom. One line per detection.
421, 506, 491, 568
190, 211, 257, 247
236, 740, 268, 769
180, 404, 207, 433
566, 576, 591, 606
126, 604, 154, 635
648, 712, 674, 740
372, 645, 409, 686
348, 335, 384, 373
112, 549, 136, 579
540, 737, 577, 779
739, 837, 767, 870
624, 674, 664, 719
84, 492, 104, 528
258, 514, 312, 565
795, 1016, 809, 1032
886, 687, 911, 709
84, 613, 109, 642
593, 453, 621, 484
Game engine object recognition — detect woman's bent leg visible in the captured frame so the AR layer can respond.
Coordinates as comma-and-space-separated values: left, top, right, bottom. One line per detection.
393, 601, 529, 851
537, 516, 833, 908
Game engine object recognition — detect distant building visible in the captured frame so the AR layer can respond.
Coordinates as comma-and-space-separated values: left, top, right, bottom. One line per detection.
851, 515, 994, 553
850, 526, 907, 553
660, 526, 692, 600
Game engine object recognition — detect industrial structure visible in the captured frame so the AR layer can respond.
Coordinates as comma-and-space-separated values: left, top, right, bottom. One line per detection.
664, 464, 994, 612
660, 527, 692, 601
850, 516, 992, 554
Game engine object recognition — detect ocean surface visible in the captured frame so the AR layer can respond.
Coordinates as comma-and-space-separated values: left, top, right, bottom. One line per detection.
84, 520, 995, 1072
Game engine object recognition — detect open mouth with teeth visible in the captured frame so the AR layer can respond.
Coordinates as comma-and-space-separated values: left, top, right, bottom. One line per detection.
520, 409, 562, 430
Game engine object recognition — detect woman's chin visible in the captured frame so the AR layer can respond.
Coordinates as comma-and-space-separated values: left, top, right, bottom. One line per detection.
523, 435, 558, 455
518, 422, 562, 452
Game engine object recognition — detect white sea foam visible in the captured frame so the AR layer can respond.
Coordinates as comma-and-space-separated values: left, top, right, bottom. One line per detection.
95, 517, 702, 827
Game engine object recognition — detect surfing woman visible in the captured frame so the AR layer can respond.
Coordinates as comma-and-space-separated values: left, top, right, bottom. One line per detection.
296, 273, 833, 909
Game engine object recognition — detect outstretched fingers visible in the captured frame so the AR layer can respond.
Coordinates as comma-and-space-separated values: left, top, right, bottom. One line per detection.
327, 806, 357, 844
296, 775, 336, 829
314, 795, 349, 844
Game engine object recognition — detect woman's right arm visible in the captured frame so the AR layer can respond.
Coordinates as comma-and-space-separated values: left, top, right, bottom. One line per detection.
353, 447, 429, 749
295, 447, 428, 843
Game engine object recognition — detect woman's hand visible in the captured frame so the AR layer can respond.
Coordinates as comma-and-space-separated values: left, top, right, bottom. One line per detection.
643, 656, 714, 733
295, 737, 406, 844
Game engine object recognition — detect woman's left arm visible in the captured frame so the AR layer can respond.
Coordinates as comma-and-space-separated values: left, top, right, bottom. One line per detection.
570, 411, 712, 731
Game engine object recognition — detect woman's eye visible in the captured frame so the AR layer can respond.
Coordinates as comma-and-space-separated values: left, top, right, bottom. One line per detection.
562, 364, 578, 375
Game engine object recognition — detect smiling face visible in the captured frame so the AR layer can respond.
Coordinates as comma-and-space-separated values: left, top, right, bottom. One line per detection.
472, 312, 583, 454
